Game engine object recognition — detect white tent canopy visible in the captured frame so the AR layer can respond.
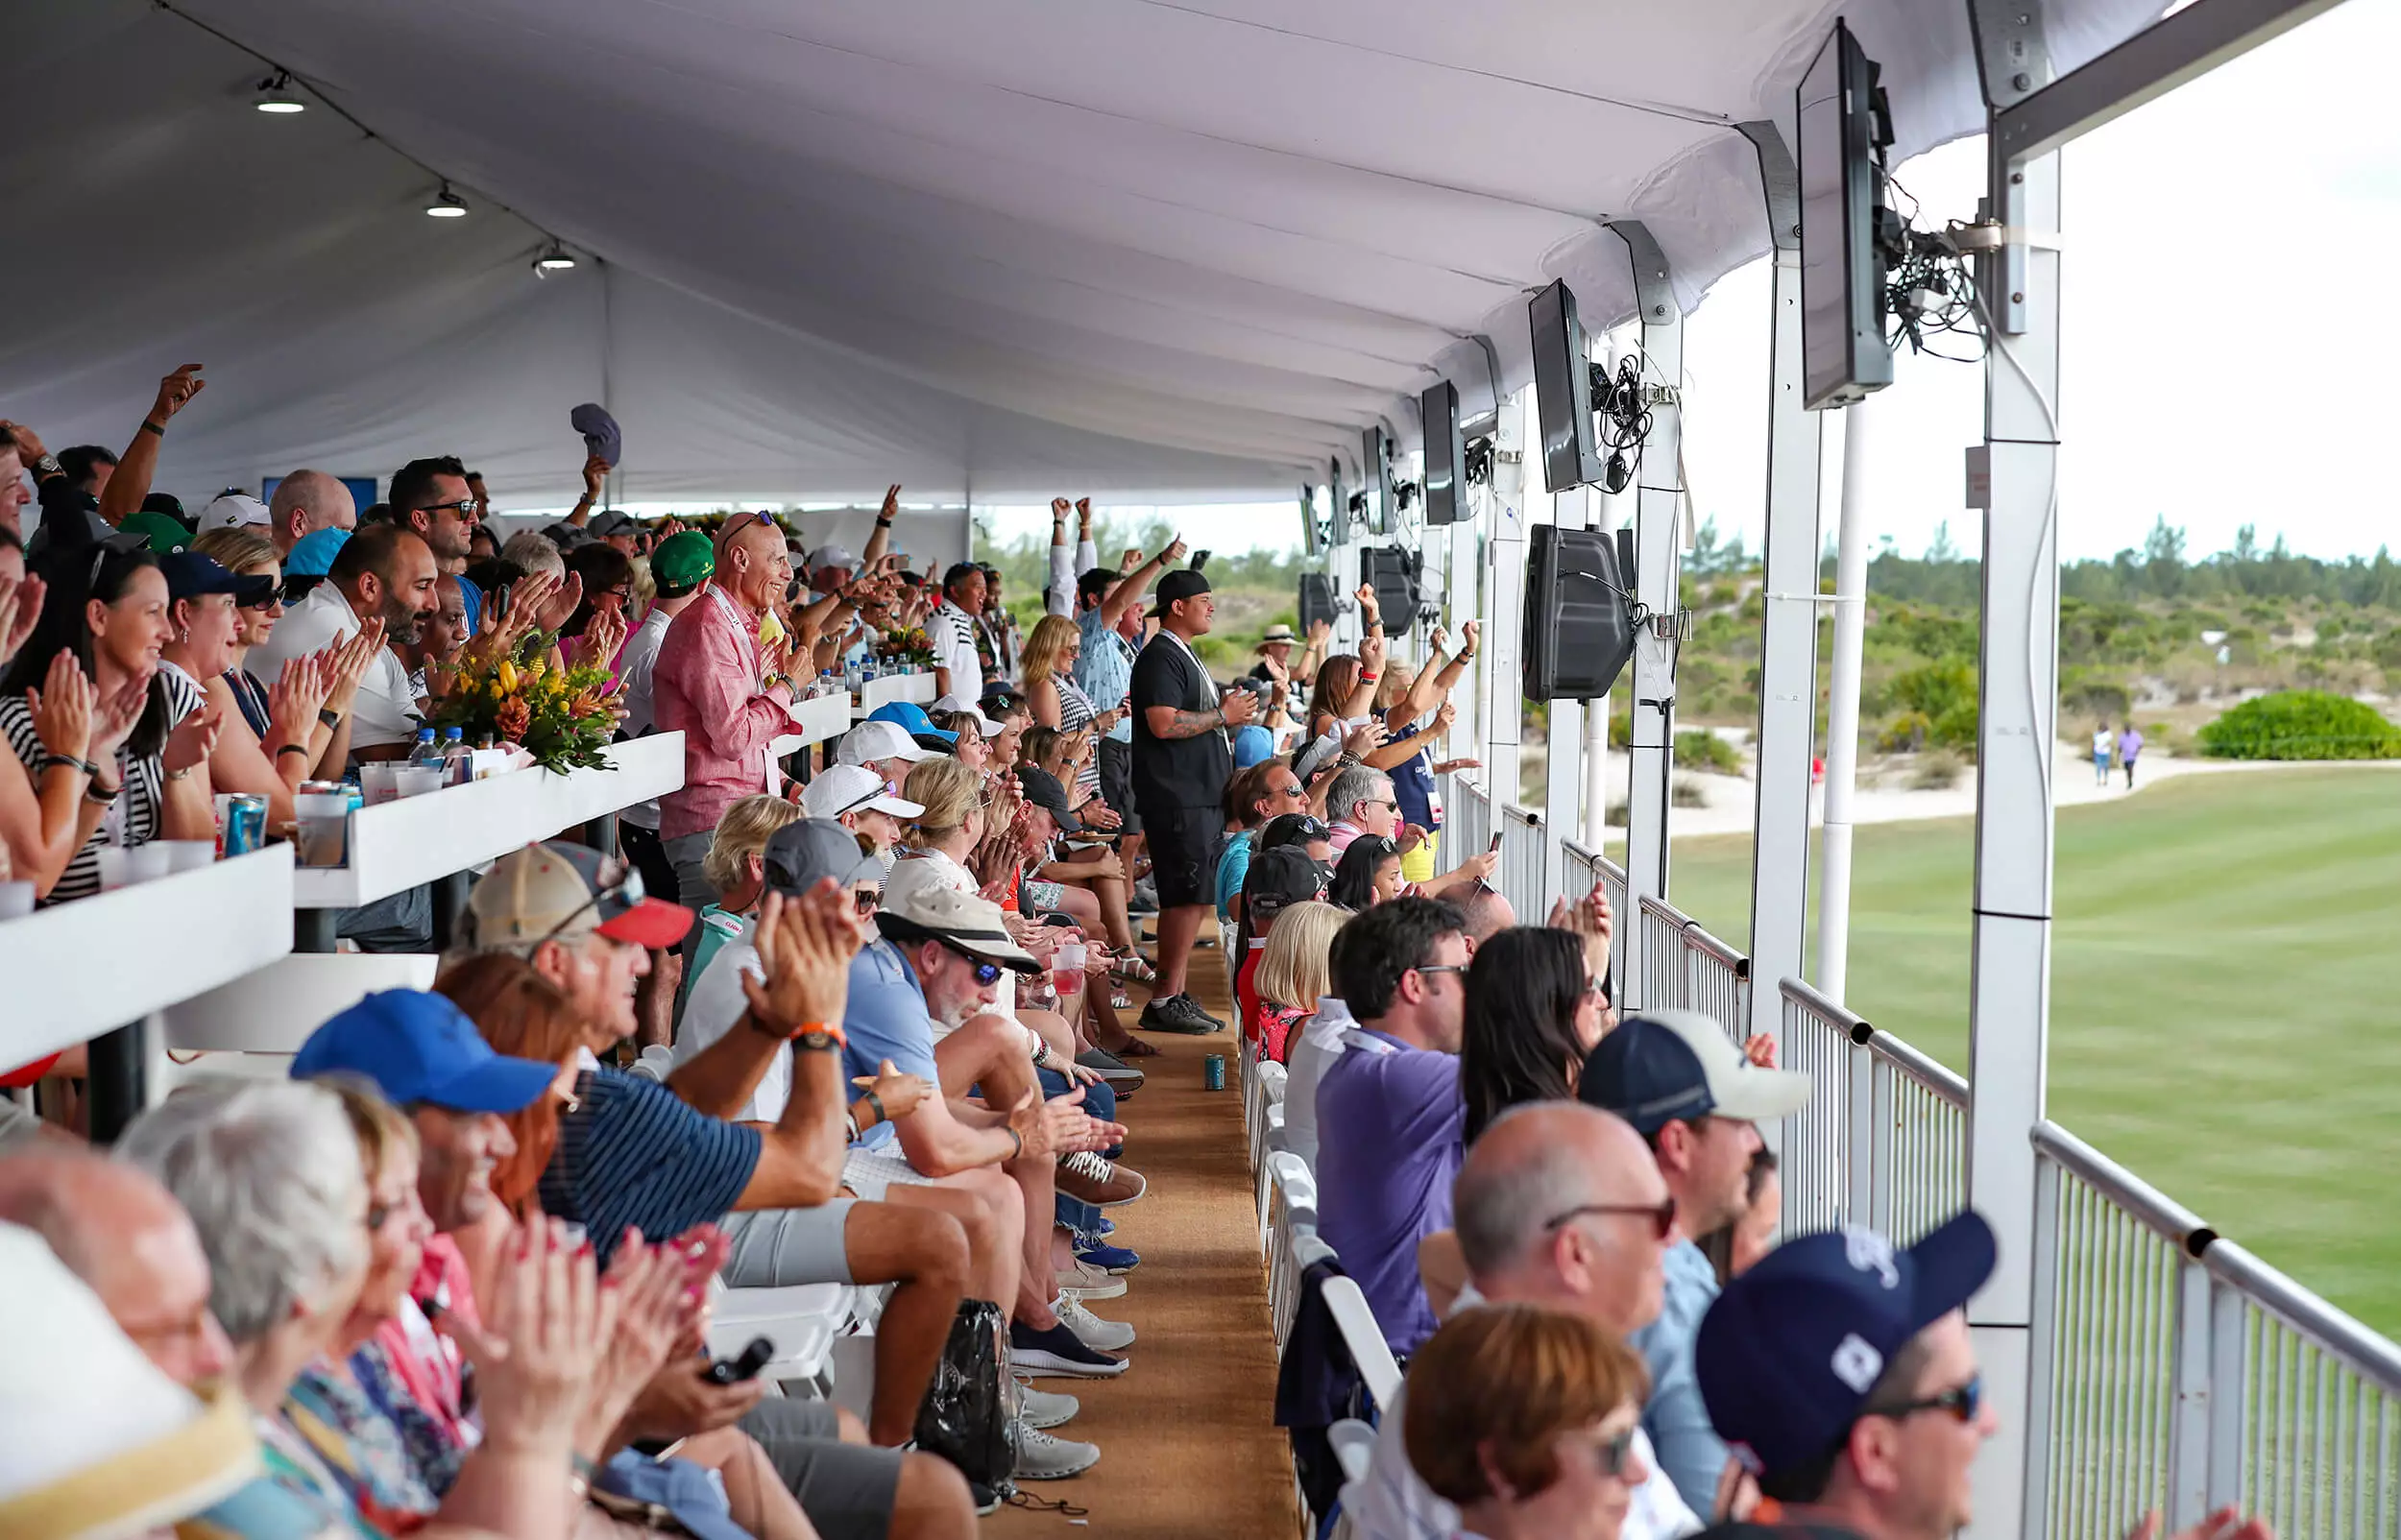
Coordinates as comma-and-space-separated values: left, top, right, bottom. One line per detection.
2, 0, 2160, 509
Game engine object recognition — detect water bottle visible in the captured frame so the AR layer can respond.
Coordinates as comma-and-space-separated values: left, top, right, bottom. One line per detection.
440, 726, 471, 785
406, 728, 441, 768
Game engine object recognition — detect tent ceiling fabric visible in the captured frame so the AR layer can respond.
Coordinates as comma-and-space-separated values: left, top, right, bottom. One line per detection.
6, 0, 2162, 506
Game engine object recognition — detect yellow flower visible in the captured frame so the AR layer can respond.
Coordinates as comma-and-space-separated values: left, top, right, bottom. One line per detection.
497, 659, 520, 692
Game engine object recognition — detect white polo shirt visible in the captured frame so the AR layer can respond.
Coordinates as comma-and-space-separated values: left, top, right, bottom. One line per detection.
248, 582, 421, 753
931, 599, 982, 699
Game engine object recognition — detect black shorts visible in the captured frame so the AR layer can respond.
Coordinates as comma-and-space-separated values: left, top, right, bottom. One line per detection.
1144, 806, 1225, 910
618, 821, 679, 922
1098, 736, 1141, 832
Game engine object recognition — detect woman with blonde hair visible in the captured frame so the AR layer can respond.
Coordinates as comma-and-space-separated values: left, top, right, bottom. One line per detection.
1403, 1303, 1653, 1540
682, 791, 804, 1023
1020, 613, 1122, 799
1251, 899, 1343, 1066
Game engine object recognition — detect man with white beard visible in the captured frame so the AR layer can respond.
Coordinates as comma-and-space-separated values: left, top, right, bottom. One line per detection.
828, 847, 1137, 1480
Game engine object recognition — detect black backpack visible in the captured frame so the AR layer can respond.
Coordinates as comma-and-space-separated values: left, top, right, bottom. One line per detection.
912, 1299, 1016, 1499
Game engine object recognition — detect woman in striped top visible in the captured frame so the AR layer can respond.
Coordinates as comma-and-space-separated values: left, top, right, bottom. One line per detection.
1020, 613, 1123, 801
0, 539, 215, 903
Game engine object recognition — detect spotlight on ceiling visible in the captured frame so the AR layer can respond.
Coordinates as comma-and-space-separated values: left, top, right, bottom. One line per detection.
254, 70, 305, 114
532, 242, 578, 276
424, 181, 469, 219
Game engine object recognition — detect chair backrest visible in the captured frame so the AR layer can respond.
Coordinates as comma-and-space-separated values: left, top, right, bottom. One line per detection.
1320, 1275, 1403, 1412
1267, 1149, 1317, 1229
1326, 1416, 1378, 1485
1257, 1059, 1287, 1107
1296, 1234, 1337, 1273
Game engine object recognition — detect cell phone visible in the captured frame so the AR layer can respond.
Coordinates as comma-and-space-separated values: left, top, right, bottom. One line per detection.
706, 1336, 775, 1385
1190, 548, 1211, 571
1488, 832, 1504, 854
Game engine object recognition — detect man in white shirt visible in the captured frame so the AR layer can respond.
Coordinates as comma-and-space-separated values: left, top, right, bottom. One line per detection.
930, 562, 986, 701
1346, 1100, 1703, 1540
247, 524, 439, 758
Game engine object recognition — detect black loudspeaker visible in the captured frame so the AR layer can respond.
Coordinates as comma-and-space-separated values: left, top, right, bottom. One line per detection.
1298, 572, 1338, 636
1523, 526, 1635, 703
1359, 546, 1419, 636
1421, 379, 1463, 526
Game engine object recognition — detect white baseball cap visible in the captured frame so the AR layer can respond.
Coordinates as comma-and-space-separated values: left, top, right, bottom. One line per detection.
836, 719, 935, 767
197, 493, 271, 533
933, 693, 1006, 736
875, 880, 1039, 974
801, 762, 924, 821
807, 544, 859, 574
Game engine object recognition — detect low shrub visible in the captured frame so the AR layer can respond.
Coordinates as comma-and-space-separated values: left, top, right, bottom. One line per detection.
1908, 750, 1965, 790
1671, 777, 1708, 807
2195, 690, 2401, 760
1674, 729, 1742, 774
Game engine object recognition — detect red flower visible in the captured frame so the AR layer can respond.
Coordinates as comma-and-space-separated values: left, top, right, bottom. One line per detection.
496, 696, 532, 742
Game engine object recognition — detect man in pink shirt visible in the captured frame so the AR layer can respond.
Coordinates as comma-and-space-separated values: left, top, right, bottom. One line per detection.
653, 510, 806, 912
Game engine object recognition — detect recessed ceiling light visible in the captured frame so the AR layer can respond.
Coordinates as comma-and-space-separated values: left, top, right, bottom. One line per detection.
424, 181, 469, 218
533, 242, 578, 275
254, 70, 305, 113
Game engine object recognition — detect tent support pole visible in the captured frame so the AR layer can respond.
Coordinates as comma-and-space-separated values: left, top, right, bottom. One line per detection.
1816, 400, 1870, 1003
1613, 224, 1684, 1009
1738, 122, 1826, 1078
1965, 1, 2064, 1528
1481, 403, 1528, 818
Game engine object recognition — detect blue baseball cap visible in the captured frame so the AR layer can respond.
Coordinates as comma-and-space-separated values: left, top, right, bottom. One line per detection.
867, 700, 957, 745
292, 990, 558, 1114
283, 526, 352, 577
1695, 1212, 1998, 1480
1577, 1009, 1807, 1135
159, 551, 278, 608
1233, 723, 1274, 768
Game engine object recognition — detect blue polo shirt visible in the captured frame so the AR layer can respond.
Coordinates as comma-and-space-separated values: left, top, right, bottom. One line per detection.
1074, 607, 1136, 744
1313, 1027, 1465, 1356
839, 938, 944, 1152
1628, 1238, 1730, 1511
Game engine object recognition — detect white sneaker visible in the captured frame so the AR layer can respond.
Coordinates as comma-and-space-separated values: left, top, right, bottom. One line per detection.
1012, 1420, 1099, 1480
1055, 1293, 1136, 1352
1058, 1255, 1128, 1300
1016, 1381, 1080, 1430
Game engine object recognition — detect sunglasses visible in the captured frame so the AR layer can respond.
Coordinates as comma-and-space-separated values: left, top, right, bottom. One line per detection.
529, 858, 642, 951
938, 940, 1006, 987
1412, 962, 1467, 982
853, 888, 883, 915
1589, 1428, 1640, 1480
1542, 1196, 1678, 1242
1866, 1374, 1984, 1428
418, 499, 478, 517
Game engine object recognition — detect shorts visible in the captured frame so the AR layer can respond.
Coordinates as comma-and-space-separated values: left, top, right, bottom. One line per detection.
618, 822, 679, 926
1143, 806, 1225, 910
839, 1143, 934, 1202
737, 1397, 903, 1540
1098, 737, 1141, 832
1022, 878, 1065, 912
718, 1200, 859, 1287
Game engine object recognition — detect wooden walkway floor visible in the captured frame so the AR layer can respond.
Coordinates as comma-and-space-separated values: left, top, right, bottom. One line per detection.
991, 950, 1297, 1537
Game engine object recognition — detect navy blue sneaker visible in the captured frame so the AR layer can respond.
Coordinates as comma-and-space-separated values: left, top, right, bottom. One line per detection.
1073, 1232, 1141, 1274
1009, 1317, 1128, 1378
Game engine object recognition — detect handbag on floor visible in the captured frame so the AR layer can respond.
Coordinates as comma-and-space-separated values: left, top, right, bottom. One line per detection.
912, 1299, 1016, 1499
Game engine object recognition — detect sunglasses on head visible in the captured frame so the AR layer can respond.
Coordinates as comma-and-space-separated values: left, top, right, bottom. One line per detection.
529, 857, 643, 951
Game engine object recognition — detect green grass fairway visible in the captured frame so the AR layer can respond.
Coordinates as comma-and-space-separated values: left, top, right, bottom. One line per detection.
1660, 765, 2401, 1336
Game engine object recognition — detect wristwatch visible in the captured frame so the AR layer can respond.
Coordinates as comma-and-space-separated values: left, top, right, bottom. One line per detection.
32, 453, 61, 480
796, 1029, 842, 1052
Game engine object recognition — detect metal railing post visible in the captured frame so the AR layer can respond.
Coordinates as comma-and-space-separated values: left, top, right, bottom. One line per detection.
2207, 1277, 2246, 1513
2169, 1251, 2215, 1529
1844, 1026, 1876, 1227
2023, 1152, 2063, 1540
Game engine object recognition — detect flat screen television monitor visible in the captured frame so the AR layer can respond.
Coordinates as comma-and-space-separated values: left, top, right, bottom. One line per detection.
1420, 380, 1463, 526
1327, 457, 1351, 546
1361, 427, 1395, 536
1528, 278, 1603, 492
1798, 20, 1893, 410
1299, 484, 1321, 557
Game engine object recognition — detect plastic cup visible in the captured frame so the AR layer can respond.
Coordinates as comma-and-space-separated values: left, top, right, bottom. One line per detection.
96, 847, 134, 891
1053, 940, 1086, 993
294, 792, 352, 868
0, 881, 34, 920
395, 766, 444, 799
360, 762, 401, 806
126, 845, 174, 883
159, 840, 217, 875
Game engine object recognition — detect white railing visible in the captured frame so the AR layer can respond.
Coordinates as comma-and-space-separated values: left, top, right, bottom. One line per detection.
1497, 802, 1544, 925
2028, 1123, 2401, 1540
1777, 977, 1969, 1246
1632, 894, 1749, 1044
1560, 838, 1629, 1000
1443, 774, 1491, 879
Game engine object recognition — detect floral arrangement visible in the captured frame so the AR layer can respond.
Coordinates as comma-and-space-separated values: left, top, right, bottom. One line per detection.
428, 636, 622, 774
876, 625, 935, 668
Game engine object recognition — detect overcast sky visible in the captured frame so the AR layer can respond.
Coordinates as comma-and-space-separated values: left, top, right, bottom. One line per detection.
1005, 0, 2400, 565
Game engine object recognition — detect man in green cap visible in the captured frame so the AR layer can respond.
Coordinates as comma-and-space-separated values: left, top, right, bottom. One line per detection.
619, 528, 715, 1047
119, 508, 191, 555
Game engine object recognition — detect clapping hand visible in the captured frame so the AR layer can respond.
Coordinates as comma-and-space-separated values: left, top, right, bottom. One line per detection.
319, 618, 384, 716
1221, 686, 1259, 728
0, 572, 46, 669
163, 704, 222, 776
270, 654, 333, 748
854, 1059, 934, 1123
533, 571, 585, 637
741, 881, 865, 1033
1545, 880, 1614, 981
449, 1216, 613, 1457
29, 651, 97, 763
573, 603, 627, 674
88, 667, 153, 760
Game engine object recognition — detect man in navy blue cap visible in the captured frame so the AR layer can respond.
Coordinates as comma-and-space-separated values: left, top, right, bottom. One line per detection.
1694, 1214, 1999, 1538
1581, 1008, 1810, 1512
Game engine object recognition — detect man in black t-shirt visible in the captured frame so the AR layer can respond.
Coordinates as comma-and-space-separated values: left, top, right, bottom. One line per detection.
1128, 567, 1256, 1033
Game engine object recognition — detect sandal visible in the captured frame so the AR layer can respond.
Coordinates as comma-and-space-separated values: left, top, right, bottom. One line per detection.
1110, 955, 1157, 984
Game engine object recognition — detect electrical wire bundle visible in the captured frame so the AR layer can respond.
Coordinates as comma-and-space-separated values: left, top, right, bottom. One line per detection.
1879, 178, 1985, 362
1595, 355, 1653, 493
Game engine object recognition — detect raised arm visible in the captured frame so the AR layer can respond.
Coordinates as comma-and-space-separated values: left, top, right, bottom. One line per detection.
861, 484, 899, 568
567, 453, 609, 528
98, 366, 206, 528
1046, 499, 1076, 617
1404, 620, 1477, 721
1102, 534, 1185, 628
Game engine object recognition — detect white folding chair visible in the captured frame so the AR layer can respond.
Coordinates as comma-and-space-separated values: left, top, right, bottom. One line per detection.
707, 1278, 856, 1396
1266, 1151, 1318, 1355
1248, 1059, 1287, 1178
1256, 1100, 1288, 1253
628, 1044, 675, 1083
1320, 1275, 1402, 1413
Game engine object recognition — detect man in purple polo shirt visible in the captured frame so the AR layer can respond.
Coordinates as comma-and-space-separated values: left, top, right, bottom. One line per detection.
1312, 896, 1470, 1357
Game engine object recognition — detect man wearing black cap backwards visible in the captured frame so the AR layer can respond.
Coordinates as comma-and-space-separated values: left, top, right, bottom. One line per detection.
1128, 565, 1256, 1034
1691, 1214, 2269, 1540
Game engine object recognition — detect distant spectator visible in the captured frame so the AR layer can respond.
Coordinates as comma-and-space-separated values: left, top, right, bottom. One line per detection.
248, 523, 438, 758
1217, 758, 1310, 924
1460, 926, 1610, 1144
1075, 534, 1180, 839
57, 444, 118, 496
1330, 832, 1403, 910
930, 561, 986, 702
1403, 1304, 1652, 1540
2119, 721, 2143, 788
1251, 898, 1343, 1066
1313, 896, 1470, 1354
266, 469, 357, 559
